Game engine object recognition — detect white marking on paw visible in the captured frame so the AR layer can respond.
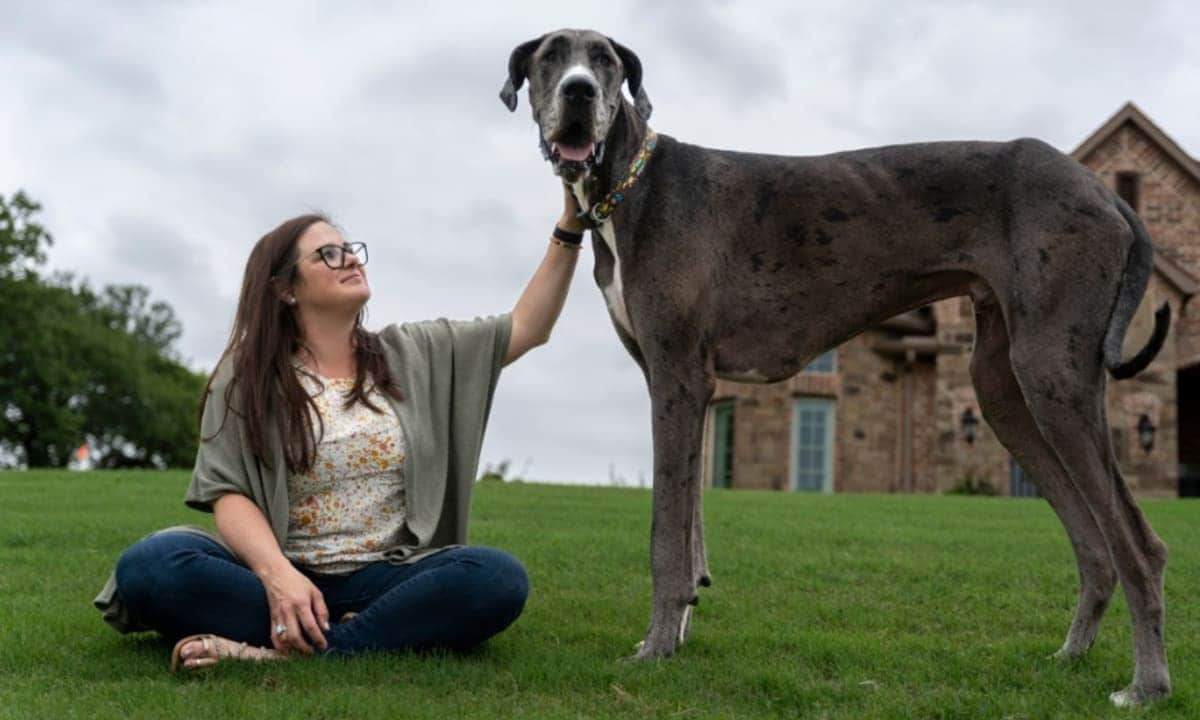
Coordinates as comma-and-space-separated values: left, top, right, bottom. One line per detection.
678, 605, 693, 645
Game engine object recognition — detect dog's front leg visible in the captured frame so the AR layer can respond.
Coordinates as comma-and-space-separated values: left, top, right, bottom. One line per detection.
677, 479, 710, 646
629, 363, 713, 660
691, 458, 711, 590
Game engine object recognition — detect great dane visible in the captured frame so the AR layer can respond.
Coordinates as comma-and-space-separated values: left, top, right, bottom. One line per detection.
500, 29, 1173, 706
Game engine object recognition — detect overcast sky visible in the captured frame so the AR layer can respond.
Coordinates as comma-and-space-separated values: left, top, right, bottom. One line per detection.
2, 0, 1197, 485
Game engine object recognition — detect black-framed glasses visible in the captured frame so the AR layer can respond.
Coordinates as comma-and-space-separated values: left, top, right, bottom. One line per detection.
280, 242, 368, 275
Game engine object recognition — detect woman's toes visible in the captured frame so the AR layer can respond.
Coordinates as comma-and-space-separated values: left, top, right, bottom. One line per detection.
174, 634, 283, 671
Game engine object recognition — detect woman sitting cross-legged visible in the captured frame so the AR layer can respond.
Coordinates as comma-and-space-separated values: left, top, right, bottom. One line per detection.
94, 184, 587, 670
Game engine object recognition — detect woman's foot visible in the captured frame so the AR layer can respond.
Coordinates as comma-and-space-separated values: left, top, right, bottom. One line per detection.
171, 634, 282, 672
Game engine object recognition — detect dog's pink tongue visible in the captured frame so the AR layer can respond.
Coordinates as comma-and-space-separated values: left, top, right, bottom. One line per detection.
557, 142, 594, 162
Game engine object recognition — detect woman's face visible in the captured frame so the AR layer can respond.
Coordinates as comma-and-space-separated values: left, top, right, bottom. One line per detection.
289, 222, 370, 312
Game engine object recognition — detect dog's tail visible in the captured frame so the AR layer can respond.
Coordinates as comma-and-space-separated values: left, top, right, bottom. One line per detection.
1103, 196, 1170, 380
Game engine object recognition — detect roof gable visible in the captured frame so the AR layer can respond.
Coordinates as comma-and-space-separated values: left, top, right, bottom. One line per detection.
1154, 253, 1199, 298
1071, 101, 1200, 187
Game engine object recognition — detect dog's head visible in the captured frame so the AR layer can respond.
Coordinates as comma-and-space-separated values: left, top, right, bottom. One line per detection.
500, 29, 651, 183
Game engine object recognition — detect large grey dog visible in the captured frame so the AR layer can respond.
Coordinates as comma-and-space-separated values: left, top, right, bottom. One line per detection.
500, 29, 1173, 706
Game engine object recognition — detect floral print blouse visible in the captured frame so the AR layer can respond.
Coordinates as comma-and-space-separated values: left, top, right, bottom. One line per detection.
284, 366, 407, 574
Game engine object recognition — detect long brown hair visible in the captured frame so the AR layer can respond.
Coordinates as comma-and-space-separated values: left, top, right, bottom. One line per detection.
199, 213, 404, 474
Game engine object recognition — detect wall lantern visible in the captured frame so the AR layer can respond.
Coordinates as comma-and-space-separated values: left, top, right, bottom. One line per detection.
1137, 414, 1156, 453
961, 408, 979, 445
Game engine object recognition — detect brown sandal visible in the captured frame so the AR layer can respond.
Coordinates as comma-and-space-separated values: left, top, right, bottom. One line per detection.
170, 633, 278, 672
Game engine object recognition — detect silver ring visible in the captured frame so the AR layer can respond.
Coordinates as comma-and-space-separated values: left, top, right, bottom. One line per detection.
274, 623, 287, 636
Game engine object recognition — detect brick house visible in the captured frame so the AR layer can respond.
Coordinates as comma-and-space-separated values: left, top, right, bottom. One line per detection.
702, 102, 1199, 497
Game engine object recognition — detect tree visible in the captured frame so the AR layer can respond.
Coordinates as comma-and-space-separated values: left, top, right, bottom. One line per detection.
0, 191, 206, 468
78, 282, 183, 359
0, 277, 89, 466
0, 191, 51, 281
72, 296, 206, 468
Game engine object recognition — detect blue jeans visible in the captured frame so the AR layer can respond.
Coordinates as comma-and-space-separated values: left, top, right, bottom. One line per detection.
114, 532, 529, 655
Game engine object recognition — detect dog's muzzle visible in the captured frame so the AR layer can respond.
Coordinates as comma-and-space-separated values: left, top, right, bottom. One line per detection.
540, 136, 606, 169
539, 75, 611, 177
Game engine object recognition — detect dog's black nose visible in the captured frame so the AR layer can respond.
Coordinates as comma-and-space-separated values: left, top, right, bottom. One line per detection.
563, 78, 597, 106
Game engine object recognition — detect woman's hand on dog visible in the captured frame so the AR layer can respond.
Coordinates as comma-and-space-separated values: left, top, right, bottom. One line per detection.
559, 183, 586, 232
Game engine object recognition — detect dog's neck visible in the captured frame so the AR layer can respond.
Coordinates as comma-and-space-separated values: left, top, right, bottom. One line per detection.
575, 100, 649, 208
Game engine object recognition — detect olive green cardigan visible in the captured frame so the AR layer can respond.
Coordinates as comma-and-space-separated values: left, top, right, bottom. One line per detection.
94, 313, 513, 632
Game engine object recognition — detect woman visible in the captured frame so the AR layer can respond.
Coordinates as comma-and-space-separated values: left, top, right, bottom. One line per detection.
95, 185, 587, 670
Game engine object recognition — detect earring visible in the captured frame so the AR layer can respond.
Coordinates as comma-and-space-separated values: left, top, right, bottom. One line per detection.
287, 296, 297, 305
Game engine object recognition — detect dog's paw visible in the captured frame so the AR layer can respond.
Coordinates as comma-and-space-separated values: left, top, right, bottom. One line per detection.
1109, 682, 1170, 708
1049, 645, 1084, 662
617, 641, 647, 664
1109, 687, 1139, 708
619, 632, 678, 663
618, 640, 659, 664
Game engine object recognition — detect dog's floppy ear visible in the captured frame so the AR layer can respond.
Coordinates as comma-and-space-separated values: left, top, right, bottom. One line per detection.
608, 37, 652, 121
499, 36, 543, 112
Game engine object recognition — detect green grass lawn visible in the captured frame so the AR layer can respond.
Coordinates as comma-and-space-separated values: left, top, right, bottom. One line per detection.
2, 470, 1198, 719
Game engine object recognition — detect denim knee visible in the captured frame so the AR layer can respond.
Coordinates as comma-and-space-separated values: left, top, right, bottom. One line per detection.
114, 532, 203, 609
463, 547, 530, 620
115, 537, 159, 611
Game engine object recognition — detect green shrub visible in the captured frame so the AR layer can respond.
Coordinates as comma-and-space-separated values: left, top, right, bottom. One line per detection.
945, 471, 999, 496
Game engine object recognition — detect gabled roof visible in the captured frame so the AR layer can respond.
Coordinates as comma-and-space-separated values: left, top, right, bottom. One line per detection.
1073, 102, 1199, 301
1071, 101, 1200, 188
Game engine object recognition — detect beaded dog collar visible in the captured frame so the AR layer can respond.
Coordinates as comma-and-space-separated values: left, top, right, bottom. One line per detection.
576, 129, 658, 229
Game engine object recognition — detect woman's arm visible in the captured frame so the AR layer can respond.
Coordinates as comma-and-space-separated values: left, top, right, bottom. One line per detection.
213, 493, 330, 654
505, 184, 586, 365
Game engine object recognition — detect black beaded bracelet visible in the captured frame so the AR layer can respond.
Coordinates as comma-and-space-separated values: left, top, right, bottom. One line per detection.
552, 225, 584, 245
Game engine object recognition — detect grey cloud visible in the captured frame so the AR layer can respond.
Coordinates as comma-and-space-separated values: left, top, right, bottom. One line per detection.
106, 213, 210, 284
815, 0, 1194, 148
487, 330, 655, 485
0, 2, 167, 107
103, 213, 231, 368
636, 0, 787, 103
356, 199, 540, 299
363, 42, 513, 114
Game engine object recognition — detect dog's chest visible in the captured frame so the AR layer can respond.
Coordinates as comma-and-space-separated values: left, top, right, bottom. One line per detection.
571, 181, 636, 339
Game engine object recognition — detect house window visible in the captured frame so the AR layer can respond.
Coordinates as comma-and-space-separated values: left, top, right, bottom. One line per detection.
710, 400, 735, 489
1116, 172, 1140, 213
792, 397, 835, 492
802, 350, 837, 374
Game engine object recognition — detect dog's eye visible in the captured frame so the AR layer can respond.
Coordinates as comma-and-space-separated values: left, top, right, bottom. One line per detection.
597, 54, 612, 67
543, 49, 558, 63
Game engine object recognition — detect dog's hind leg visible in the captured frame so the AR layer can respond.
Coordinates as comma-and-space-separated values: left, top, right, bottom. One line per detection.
629, 360, 714, 660
1005, 312, 1169, 706
969, 298, 1116, 659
